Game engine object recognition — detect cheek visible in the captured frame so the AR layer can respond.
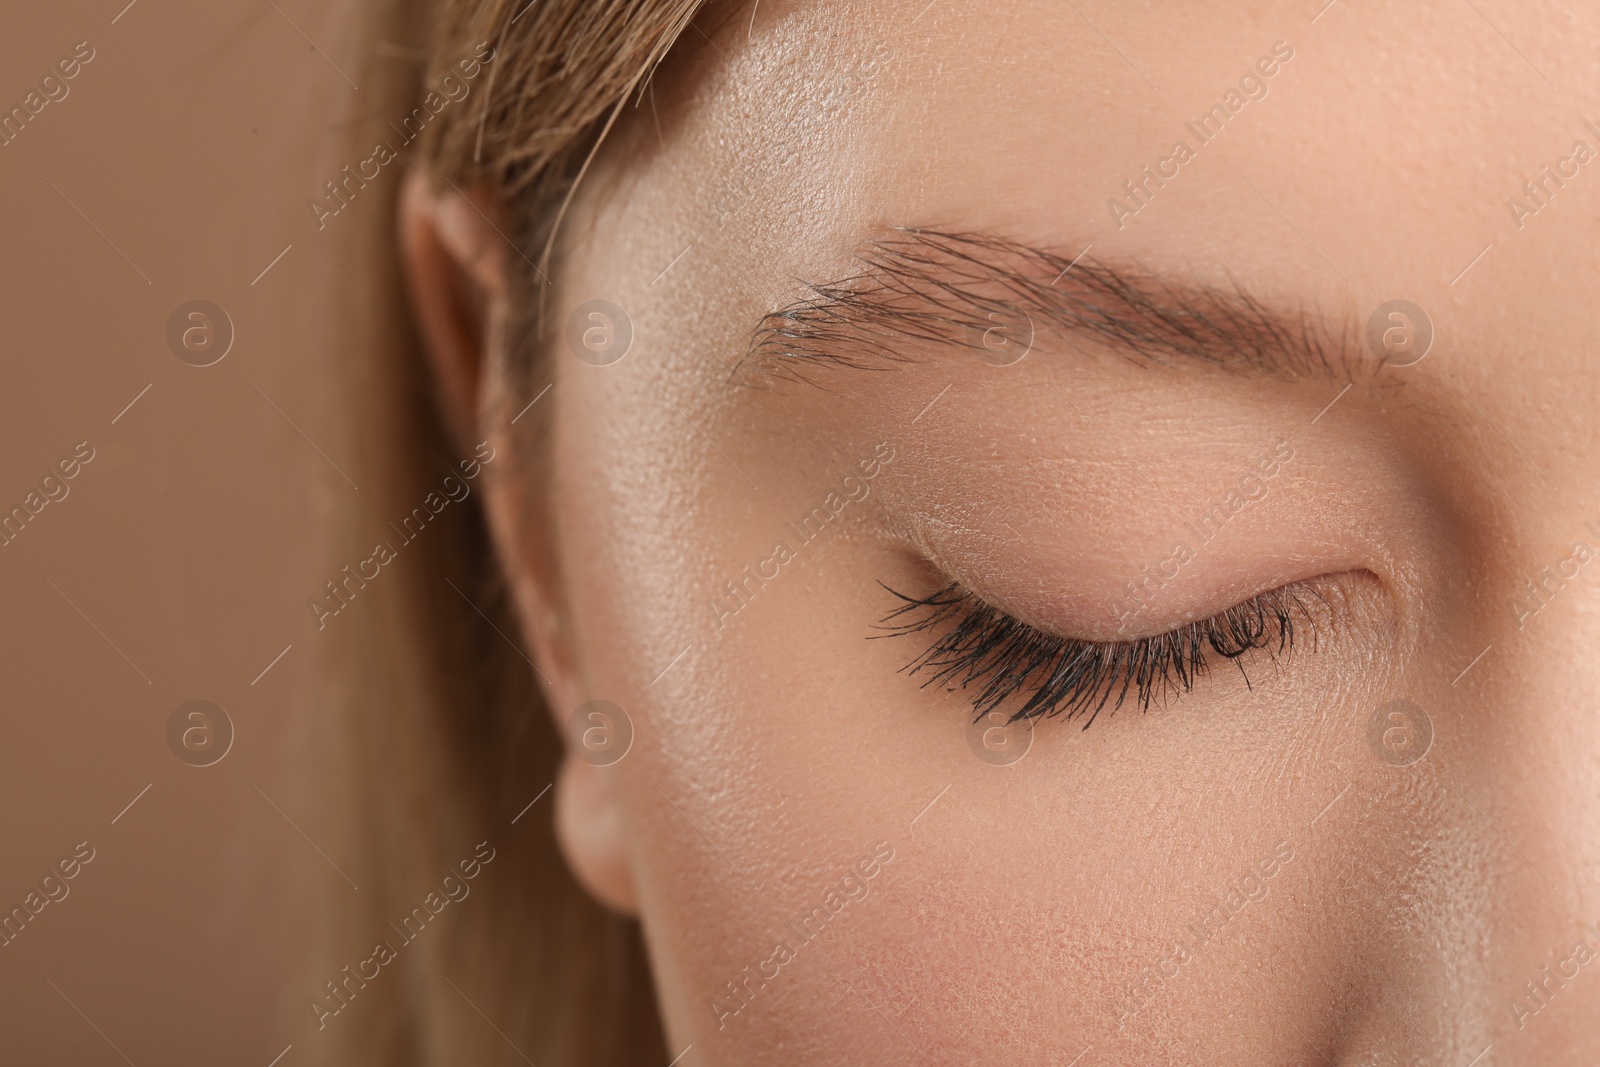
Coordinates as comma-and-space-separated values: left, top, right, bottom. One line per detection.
550, 411, 926, 1051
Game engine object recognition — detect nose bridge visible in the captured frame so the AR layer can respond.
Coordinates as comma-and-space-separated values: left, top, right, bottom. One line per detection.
1476, 514, 1600, 892
1448, 500, 1600, 1061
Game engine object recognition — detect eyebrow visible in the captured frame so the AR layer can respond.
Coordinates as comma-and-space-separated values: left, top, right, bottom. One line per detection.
735, 228, 1364, 388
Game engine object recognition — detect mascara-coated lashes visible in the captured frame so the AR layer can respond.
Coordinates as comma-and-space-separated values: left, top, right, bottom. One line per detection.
874, 580, 1314, 728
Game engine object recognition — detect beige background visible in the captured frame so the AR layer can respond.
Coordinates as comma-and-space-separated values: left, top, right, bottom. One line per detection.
0, 1, 369, 1059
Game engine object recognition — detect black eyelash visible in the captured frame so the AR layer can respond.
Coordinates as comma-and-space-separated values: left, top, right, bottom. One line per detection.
873, 581, 1316, 729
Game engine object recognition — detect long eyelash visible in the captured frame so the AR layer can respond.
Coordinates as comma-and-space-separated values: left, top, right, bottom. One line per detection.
872, 581, 1317, 729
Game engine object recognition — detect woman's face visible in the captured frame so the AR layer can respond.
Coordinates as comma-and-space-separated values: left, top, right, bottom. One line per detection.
496, 0, 1600, 1061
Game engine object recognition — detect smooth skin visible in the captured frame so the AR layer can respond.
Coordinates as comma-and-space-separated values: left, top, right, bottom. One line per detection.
403, 0, 1600, 1062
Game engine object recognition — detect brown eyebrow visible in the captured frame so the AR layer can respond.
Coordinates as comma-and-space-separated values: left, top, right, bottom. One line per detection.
733, 228, 1364, 389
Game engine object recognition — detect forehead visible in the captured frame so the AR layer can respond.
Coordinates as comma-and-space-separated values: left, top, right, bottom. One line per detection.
567, 0, 1595, 389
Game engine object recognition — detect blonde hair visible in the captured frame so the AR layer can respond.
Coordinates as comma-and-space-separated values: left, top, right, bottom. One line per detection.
312, 1, 709, 1062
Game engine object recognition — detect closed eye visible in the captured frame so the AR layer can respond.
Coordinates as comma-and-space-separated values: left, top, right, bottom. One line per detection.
872, 579, 1325, 729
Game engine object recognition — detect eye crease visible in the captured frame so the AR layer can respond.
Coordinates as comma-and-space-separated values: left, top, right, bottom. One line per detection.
874, 580, 1324, 729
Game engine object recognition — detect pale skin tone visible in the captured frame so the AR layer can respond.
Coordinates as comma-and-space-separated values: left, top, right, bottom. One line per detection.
402, 0, 1600, 1062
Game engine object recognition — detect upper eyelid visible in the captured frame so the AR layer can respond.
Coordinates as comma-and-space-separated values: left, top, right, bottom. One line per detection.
874, 578, 1317, 649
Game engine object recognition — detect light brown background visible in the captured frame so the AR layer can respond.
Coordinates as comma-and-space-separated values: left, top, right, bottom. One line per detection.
0, 1, 372, 1059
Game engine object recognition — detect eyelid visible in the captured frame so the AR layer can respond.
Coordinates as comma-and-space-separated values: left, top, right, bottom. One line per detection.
872, 578, 1324, 728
